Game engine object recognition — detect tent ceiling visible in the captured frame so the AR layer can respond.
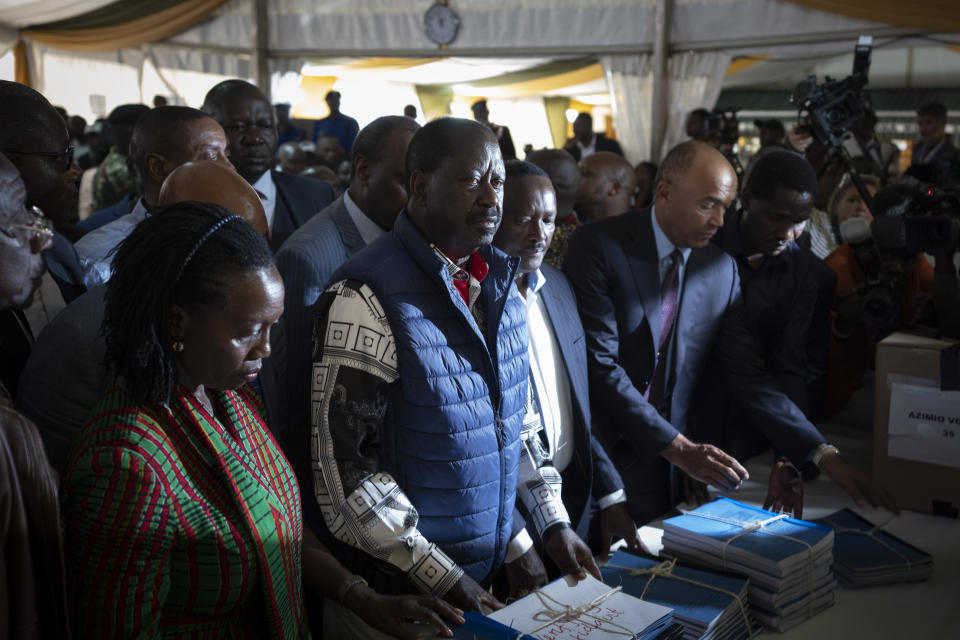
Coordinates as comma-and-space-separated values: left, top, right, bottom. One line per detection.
724, 44, 960, 89
0, 0, 115, 29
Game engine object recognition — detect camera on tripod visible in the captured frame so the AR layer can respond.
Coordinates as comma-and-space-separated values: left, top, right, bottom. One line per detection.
791, 36, 873, 148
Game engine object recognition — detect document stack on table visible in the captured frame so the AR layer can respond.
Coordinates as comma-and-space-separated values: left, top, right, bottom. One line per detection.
601, 550, 760, 640
452, 574, 674, 640
661, 497, 837, 632
812, 508, 934, 588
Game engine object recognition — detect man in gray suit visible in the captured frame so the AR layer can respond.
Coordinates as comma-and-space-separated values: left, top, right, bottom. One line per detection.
563, 140, 897, 523
267, 115, 420, 452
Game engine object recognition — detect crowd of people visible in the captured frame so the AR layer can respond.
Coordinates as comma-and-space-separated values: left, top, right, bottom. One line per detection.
0, 73, 958, 639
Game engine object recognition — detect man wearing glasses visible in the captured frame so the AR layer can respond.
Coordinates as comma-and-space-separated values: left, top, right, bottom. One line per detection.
0, 81, 85, 314
0, 151, 70, 639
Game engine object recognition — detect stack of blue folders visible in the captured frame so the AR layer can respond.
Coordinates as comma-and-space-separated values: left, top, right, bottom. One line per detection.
661, 497, 837, 632
812, 508, 933, 588
601, 550, 760, 640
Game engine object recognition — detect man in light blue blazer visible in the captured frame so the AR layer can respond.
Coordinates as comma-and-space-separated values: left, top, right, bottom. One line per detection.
265, 115, 420, 452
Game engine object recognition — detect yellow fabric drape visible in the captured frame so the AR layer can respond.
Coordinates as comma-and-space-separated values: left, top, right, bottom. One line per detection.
292, 75, 337, 119
726, 55, 768, 76
783, 0, 960, 33
415, 84, 454, 122
21, 0, 229, 53
543, 97, 571, 149
13, 40, 31, 87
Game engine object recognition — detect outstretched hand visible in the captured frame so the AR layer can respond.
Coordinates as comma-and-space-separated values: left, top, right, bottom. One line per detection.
820, 452, 899, 513
662, 433, 749, 491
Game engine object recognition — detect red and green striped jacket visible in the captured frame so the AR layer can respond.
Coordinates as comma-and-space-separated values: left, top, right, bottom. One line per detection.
63, 384, 309, 639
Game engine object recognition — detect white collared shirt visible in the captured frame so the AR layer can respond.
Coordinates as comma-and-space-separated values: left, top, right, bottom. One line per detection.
75, 198, 149, 287
252, 170, 277, 233
576, 134, 597, 159
343, 189, 387, 246
523, 268, 575, 473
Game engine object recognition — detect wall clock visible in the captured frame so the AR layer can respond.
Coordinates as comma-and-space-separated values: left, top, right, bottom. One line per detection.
424, 1, 460, 47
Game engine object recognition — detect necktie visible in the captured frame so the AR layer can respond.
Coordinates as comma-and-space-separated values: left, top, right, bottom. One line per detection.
647, 249, 682, 412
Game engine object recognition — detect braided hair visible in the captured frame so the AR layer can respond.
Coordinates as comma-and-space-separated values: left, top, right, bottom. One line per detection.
102, 201, 274, 404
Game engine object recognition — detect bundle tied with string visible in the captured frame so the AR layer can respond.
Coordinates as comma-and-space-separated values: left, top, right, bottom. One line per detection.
602, 555, 756, 640
522, 585, 636, 639
683, 511, 817, 619
660, 497, 836, 632
813, 509, 932, 588
476, 573, 674, 640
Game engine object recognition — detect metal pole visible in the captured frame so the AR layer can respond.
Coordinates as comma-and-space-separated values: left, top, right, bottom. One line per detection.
252, 0, 270, 98
650, 0, 671, 161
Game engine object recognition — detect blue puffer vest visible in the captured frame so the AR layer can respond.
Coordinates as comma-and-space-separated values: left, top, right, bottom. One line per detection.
331, 211, 529, 585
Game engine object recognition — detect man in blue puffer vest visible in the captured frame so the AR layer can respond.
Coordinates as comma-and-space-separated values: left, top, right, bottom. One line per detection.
310, 118, 596, 637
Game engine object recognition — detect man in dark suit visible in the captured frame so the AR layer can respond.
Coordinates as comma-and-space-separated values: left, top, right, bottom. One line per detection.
202, 80, 334, 251
563, 140, 897, 524
564, 112, 624, 162
492, 161, 641, 598
267, 115, 420, 453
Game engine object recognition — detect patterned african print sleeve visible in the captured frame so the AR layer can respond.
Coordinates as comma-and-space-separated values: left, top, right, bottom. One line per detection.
514, 383, 570, 541
63, 445, 175, 637
310, 279, 465, 597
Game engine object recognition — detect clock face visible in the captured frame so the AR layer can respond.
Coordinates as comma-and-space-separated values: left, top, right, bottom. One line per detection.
424, 3, 460, 45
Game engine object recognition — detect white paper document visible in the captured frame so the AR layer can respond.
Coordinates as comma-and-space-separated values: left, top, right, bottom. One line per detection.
888, 382, 960, 469
488, 574, 672, 640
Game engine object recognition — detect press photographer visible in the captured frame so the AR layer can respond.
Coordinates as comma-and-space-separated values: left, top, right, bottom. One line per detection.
821, 182, 960, 416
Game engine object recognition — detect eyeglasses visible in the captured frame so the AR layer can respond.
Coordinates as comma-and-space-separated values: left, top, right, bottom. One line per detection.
3, 146, 75, 171
1, 205, 55, 252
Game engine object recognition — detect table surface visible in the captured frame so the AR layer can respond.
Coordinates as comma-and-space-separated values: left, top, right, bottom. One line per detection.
630, 392, 960, 640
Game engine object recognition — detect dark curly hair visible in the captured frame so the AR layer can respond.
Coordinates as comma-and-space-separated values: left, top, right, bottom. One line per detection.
102, 201, 273, 404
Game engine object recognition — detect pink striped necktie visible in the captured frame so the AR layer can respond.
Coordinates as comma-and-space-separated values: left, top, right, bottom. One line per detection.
647, 249, 682, 409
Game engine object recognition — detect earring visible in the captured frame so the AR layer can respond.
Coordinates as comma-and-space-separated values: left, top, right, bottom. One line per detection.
172, 341, 185, 353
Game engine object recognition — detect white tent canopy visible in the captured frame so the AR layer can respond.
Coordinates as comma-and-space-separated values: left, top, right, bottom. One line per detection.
3, 0, 959, 160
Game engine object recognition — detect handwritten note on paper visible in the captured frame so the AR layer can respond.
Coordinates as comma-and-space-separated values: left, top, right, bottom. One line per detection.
488, 574, 672, 640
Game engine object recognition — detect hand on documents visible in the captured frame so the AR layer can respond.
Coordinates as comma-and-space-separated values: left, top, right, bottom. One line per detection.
662, 433, 749, 491
504, 547, 548, 600
599, 503, 643, 556
763, 459, 804, 517
544, 527, 601, 582
819, 452, 900, 513
446, 572, 504, 614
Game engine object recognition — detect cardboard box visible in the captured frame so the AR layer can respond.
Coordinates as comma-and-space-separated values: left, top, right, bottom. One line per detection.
874, 332, 960, 517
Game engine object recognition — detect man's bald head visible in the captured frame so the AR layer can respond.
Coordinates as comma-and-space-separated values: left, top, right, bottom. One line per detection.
575, 151, 636, 221
526, 148, 580, 218
157, 160, 268, 236
130, 106, 231, 208
0, 80, 80, 226
654, 140, 738, 248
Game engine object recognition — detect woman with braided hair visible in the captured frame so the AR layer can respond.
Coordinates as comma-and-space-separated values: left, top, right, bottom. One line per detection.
61, 201, 462, 639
